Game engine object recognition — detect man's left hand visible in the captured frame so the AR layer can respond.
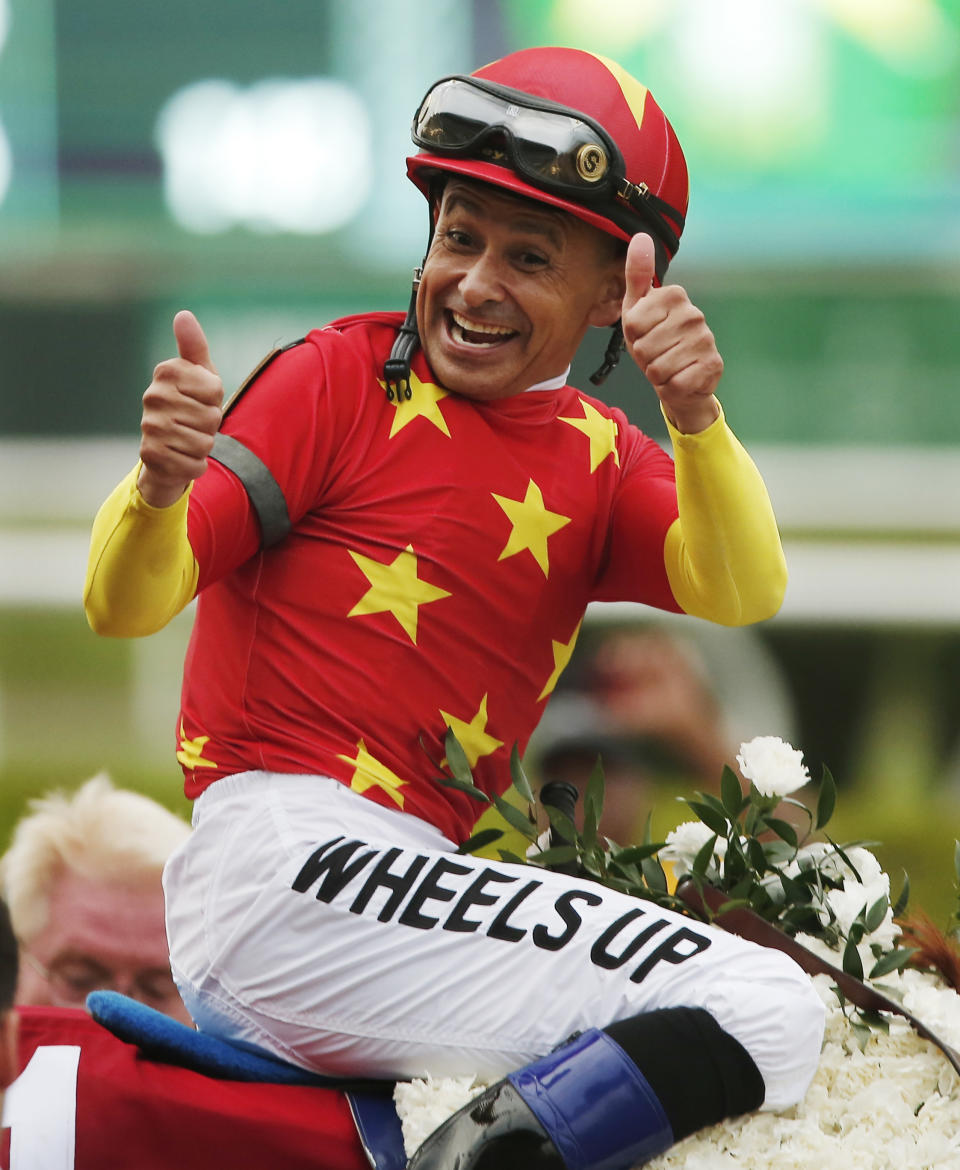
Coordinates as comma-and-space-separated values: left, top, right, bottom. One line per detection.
621, 233, 722, 434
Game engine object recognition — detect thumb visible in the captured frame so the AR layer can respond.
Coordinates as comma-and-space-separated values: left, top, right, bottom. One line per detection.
623, 233, 656, 311
173, 310, 216, 372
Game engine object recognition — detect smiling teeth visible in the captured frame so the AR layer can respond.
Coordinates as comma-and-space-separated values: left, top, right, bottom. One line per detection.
451, 312, 515, 338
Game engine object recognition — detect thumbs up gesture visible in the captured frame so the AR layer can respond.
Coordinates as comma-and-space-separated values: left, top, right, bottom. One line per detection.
620, 234, 722, 434
137, 311, 224, 507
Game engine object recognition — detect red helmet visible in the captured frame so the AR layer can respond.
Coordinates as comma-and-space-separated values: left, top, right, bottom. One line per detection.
406, 46, 689, 282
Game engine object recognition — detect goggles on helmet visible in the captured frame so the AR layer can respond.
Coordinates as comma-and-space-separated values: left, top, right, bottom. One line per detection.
412, 75, 683, 258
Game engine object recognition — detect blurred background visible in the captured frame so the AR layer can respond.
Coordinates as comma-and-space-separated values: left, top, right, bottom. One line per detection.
1, 0, 959, 918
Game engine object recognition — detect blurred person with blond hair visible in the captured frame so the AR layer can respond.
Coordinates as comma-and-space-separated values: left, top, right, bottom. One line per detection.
0, 897, 19, 1103
0, 774, 192, 1023
0, 883, 369, 1168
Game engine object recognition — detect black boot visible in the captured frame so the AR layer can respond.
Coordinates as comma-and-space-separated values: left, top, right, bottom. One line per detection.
406, 1028, 673, 1170
406, 1078, 562, 1169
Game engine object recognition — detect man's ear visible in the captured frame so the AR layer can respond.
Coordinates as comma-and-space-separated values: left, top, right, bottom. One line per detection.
588, 267, 628, 329
0, 1009, 20, 1089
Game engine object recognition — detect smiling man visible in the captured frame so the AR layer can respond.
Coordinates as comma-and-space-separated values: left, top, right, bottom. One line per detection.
84, 47, 824, 1170
416, 180, 627, 402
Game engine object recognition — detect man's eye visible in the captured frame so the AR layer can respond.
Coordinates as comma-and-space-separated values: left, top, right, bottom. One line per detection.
518, 251, 548, 268
58, 966, 108, 994
442, 228, 472, 248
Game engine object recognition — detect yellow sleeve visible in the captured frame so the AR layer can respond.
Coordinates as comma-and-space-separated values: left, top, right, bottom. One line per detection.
662, 406, 786, 626
83, 465, 200, 637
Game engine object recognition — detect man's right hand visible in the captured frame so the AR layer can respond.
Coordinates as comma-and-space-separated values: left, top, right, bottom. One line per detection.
137, 310, 223, 508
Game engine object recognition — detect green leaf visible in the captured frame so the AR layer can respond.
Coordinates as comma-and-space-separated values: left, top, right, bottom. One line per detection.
610, 842, 666, 865
849, 1020, 871, 1052
779, 871, 813, 904
720, 766, 745, 817
456, 828, 504, 855
825, 836, 863, 882
748, 886, 777, 917
509, 744, 535, 804
607, 859, 644, 888
864, 895, 889, 934
868, 947, 919, 979
529, 845, 579, 868
641, 854, 668, 894
765, 817, 799, 848
842, 937, 864, 980
491, 794, 538, 840
693, 791, 733, 823
444, 726, 476, 786
435, 773, 491, 803
722, 841, 747, 884
746, 838, 767, 874
846, 919, 865, 946
762, 840, 796, 866
892, 871, 910, 918
856, 1008, 890, 1035
954, 839, 960, 885
580, 850, 607, 880
684, 800, 729, 838
583, 757, 605, 850
780, 904, 823, 934
542, 804, 579, 848
715, 897, 753, 916
727, 875, 757, 901
692, 833, 719, 877
815, 764, 837, 830
497, 849, 529, 866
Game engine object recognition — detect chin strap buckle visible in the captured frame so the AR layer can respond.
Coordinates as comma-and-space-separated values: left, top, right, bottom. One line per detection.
384, 271, 422, 401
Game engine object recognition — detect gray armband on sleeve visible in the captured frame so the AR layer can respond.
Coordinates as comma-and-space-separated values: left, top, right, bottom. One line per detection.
208, 433, 291, 549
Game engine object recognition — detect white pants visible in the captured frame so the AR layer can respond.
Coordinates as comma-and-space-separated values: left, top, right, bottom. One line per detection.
163, 772, 825, 1111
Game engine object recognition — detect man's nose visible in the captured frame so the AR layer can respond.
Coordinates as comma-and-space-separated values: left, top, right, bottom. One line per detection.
459, 251, 505, 306
111, 972, 142, 999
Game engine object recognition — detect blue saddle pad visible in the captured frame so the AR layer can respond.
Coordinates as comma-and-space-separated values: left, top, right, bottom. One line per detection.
86, 991, 407, 1169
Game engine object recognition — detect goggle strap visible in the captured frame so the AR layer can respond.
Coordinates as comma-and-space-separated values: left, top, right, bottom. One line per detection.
615, 181, 682, 257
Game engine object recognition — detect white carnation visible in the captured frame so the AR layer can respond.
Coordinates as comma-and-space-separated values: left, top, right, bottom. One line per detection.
737, 735, 810, 797
660, 821, 727, 878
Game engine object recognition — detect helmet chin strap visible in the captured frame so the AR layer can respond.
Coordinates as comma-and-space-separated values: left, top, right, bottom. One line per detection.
382, 271, 422, 402
384, 195, 442, 400
590, 320, 624, 385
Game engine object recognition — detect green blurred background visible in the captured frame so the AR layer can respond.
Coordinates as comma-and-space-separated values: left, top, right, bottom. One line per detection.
1, 0, 959, 921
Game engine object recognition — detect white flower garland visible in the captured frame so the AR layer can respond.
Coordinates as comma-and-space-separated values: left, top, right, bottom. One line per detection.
398, 738, 960, 1166
648, 967, 960, 1169
395, 961, 960, 1168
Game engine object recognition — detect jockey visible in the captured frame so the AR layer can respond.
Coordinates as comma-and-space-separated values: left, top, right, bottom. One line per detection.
85, 46, 824, 1170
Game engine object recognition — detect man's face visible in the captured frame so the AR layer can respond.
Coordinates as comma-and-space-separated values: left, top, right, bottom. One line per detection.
416, 179, 625, 401
16, 869, 191, 1024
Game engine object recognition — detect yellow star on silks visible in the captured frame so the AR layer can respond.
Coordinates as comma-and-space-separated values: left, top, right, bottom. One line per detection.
347, 544, 451, 644
439, 693, 504, 769
491, 479, 571, 578
338, 740, 408, 808
176, 720, 218, 769
537, 620, 583, 701
378, 371, 451, 438
559, 398, 620, 473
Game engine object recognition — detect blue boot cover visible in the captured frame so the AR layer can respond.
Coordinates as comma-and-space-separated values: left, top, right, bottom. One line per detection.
506, 1029, 674, 1170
